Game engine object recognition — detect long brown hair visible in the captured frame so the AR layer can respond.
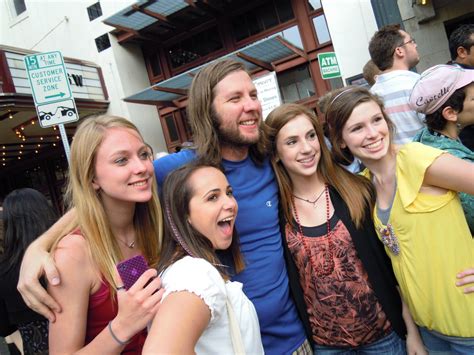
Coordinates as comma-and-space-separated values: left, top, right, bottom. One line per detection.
324, 86, 395, 166
187, 59, 266, 165
264, 103, 374, 228
157, 161, 245, 279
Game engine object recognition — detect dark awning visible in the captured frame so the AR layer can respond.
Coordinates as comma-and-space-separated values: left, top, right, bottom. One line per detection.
124, 34, 306, 106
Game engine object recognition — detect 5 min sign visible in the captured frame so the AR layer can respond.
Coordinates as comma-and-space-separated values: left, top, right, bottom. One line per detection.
24, 51, 78, 128
25, 51, 72, 104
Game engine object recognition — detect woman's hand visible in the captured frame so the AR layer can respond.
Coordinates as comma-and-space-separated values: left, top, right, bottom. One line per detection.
456, 268, 474, 294
110, 269, 164, 342
17, 242, 62, 322
406, 330, 427, 355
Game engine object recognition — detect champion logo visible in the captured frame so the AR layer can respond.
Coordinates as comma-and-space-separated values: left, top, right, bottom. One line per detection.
266, 201, 272, 207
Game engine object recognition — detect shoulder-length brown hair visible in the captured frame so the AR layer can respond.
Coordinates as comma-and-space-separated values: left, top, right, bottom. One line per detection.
263, 103, 374, 228
187, 59, 266, 165
157, 160, 245, 279
324, 86, 395, 166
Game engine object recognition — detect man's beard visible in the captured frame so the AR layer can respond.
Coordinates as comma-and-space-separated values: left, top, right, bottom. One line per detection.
212, 112, 261, 148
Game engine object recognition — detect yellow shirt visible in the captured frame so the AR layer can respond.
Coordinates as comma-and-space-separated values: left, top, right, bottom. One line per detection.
364, 143, 474, 337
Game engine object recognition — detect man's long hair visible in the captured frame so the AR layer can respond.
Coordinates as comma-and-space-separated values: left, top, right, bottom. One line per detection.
187, 59, 266, 165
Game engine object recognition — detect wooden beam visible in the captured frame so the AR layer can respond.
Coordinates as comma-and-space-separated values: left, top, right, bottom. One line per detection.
188, 0, 224, 16
123, 98, 177, 107
152, 86, 187, 95
103, 21, 139, 36
276, 36, 308, 60
133, 4, 167, 22
236, 52, 273, 71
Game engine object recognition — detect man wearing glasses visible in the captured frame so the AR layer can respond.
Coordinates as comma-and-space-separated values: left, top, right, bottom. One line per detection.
368, 24, 424, 145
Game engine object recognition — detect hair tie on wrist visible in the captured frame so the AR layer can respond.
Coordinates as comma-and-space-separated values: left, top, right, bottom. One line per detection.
108, 320, 131, 346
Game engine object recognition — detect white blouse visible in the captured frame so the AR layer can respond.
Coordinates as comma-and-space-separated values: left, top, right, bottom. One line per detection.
160, 256, 264, 354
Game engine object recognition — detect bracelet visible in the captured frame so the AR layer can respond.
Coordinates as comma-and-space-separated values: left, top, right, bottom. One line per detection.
108, 320, 131, 346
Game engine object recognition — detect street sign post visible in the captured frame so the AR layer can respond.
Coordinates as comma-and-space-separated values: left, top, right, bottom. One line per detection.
317, 52, 342, 80
24, 51, 78, 163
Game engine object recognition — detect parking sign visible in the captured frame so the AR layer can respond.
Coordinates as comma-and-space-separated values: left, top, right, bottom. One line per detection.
24, 51, 78, 128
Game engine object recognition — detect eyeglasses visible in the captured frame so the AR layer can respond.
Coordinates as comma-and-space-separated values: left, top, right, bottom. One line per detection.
399, 38, 416, 47
391, 38, 416, 56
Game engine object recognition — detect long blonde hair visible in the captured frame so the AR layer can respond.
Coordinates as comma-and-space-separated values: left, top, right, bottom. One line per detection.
264, 103, 374, 228
56, 115, 162, 291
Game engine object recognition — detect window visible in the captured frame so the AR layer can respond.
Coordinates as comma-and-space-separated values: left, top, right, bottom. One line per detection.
312, 14, 331, 44
278, 25, 304, 49
168, 27, 223, 69
11, 0, 26, 16
277, 64, 316, 103
308, 0, 322, 11
164, 114, 179, 142
149, 52, 162, 77
180, 109, 192, 140
87, 2, 102, 21
232, 0, 294, 42
95, 34, 111, 52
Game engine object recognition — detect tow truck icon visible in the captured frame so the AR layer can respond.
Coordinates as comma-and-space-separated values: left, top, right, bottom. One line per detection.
39, 106, 77, 123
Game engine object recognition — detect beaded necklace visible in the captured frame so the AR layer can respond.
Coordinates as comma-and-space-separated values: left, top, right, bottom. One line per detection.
291, 185, 335, 277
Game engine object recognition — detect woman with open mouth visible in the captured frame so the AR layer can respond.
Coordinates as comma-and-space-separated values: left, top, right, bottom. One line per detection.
143, 161, 263, 354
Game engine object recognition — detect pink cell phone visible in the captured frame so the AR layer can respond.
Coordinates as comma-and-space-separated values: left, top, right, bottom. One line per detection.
116, 255, 148, 290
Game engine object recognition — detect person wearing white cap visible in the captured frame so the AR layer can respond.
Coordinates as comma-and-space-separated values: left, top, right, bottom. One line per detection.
410, 64, 474, 234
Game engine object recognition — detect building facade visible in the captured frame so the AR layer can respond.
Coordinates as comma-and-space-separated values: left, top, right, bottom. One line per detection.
1, 0, 472, 210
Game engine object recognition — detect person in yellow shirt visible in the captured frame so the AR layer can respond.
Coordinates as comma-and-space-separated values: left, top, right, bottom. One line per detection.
325, 86, 474, 354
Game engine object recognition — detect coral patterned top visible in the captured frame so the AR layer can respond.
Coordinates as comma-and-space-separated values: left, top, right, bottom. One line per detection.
286, 214, 391, 347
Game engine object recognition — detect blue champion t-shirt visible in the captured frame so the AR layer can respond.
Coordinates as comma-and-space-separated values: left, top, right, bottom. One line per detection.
154, 150, 306, 354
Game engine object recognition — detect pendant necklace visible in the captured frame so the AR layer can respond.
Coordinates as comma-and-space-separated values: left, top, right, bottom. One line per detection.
117, 237, 135, 249
291, 185, 335, 277
292, 187, 325, 208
